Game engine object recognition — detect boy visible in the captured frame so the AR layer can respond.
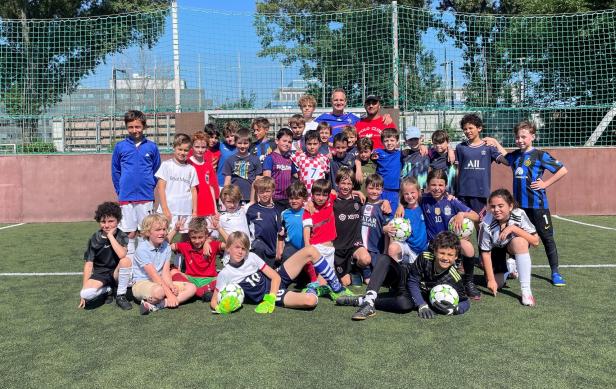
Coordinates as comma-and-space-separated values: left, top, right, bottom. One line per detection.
204, 123, 221, 170
132, 214, 197, 315
317, 121, 332, 155
216, 121, 238, 191
155, 133, 199, 233
111, 109, 161, 258
337, 231, 470, 321
428, 129, 456, 194
189, 131, 218, 217
374, 128, 402, 207
401, 126, 430, 191
263, 128, 295, 212
354, 137, 376, 193
288, 114, 306, 152
79, 201, 133, 310
342, 125, 359, 160
298, 94, 319, 133
329, 133, 355, 191
222, 128, 263, 203
291, 129, 330, 195
168, 217, 221, 302
360, 174, 392, 282
490, 120, 569, 286
246, 177, 282, 268
250, 117, 274, 163
302, 178, 354, 299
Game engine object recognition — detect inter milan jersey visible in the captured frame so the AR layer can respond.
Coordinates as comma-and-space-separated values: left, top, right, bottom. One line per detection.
250, 138, 274, 163
479, 208, 536, 251
246, 203, 281, 258
361, 202, 390, 253
428, 148, 456, 194
455, 141, 502, 198
375, 148, 402, 190
84, 229, 129, 275
505, 148, 564, 209
420, 194, 472, 241
406, 251, 468, 306
401, 148, 430, 189
216, 253, 270, 303
333, 196, 363, 249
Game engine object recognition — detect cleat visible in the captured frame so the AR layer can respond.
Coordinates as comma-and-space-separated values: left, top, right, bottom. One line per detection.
551, 272, 566, 287
202, 291, 213, 303
105, 287, 115, 304
336, 295, 360, 306
464, 281, 481, 300
139, 300, 159, 315
115, 294, 133, 310
352, 302, 376, 320
329, 287, 355, 302
521, 293, 536, 307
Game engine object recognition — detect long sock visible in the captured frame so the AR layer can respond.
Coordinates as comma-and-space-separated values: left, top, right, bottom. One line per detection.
314, 257, 343, 293
116, 267, 131, 295
303, 262, 317, 283
515, 253, 532, 295
363, 290, 378, 307
127, 238, 136, 258
542, 236, 560, 273
462, 256, 475, 283
80, 286, 111, 301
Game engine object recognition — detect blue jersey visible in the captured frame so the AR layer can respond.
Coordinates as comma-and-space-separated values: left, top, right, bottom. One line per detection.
361, 202, 390, 253
330, 153, 355, 190
216, 141, 237, 186
420, 194, 471, 241
250, 138, 274, 163
315, 112, 360, 136
455, 141, 502, 198
222, 153, 262, 201
403, 206, 428, 254
246, 203, 281, 257
401, 148, 430, 189
375, 148, 402, 190
428, 148, 456, 194
111, 136, 161, 202
281, 208, 305, 250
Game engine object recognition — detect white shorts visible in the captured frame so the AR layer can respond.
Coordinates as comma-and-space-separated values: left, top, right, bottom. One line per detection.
314, 244, 335, 269
169, 214, 192, 234
118, 202, 154, 233
391, 241, 419, 264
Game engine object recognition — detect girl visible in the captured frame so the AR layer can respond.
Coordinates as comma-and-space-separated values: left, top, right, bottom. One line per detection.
189, 131, 219, 217
479, 189, 539, 306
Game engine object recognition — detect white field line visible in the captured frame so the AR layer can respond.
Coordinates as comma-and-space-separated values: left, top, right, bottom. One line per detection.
0, 223, 26, 230
553, 215, 616, 231
532, 264, 616, 268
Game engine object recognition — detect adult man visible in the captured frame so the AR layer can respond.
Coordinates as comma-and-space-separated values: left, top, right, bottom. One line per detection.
355, 95, 396, 150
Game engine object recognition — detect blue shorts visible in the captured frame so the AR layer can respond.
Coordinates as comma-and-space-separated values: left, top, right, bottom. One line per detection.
381, 189, 400, 209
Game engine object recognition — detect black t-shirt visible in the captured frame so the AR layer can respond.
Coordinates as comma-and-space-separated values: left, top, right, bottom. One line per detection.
333, 196, 363, 249
407, 251, 468, 304
83, 229, 129, 275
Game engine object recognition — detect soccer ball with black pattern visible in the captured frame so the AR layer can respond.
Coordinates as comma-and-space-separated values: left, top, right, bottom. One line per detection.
429, 284, 459, 306
448, 217, 474, 238
390, 217, 412, 241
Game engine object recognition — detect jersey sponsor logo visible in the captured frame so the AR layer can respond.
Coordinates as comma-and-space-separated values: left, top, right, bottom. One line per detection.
276, 164, 292, 171
362, 215, 377, 228
514, 167, 525, 177
466, 160, 480, 169
338, 213, 360, 221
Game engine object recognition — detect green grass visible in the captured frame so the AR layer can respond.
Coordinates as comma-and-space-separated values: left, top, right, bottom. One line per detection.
1, 218, 615, 387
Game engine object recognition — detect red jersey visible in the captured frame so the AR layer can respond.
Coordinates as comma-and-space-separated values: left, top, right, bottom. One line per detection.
176, 240, 221, 278
189, 156, 219, 216
355, 116, 395, 150
302, 193, 337, 245
206, 149, 221, 171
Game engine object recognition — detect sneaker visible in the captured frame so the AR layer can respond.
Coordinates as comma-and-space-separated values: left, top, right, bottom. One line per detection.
315, 285, 332, 297
552, 272, 566, 287
464, 281, 481, 300
329, 287, 355, 302
202, 291, 213, 303
352, 302, 376, 321
105, 292, 114, 305
521, 293, 536, 307
139, 300, 159, 315
115, 294, 133, 310
336, 295, 360, 306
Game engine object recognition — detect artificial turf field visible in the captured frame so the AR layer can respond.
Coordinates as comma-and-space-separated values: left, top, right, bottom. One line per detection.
1, 217, 615, 388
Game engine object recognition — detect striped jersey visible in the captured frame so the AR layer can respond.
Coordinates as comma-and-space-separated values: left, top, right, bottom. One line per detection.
479, 208, 536, 251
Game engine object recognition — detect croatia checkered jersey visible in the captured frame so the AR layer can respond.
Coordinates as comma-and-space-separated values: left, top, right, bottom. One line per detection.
291, 150, 330, 194
406, 251, 470, 313
479, 208, 536, 251
505, 149, 564, 209
216, 252, 269, 303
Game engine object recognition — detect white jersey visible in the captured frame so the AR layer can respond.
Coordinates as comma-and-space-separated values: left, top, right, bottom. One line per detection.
219, 204, 251, 244
216, 252, 267, 294
479, 208, 536, 251
303, 120, 319, 134
155, 159, 199, 215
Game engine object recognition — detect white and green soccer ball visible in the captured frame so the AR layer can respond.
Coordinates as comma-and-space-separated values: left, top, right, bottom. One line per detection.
390, 217, 412, 241
448, 217, 475, 238
218, 282, 245, 307
429, 284, 460, 306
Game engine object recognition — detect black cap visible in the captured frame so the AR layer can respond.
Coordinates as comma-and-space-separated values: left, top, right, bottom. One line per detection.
364, 95, 381, 103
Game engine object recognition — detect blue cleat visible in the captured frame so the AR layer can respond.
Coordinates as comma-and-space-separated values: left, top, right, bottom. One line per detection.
551, 272, 566, 287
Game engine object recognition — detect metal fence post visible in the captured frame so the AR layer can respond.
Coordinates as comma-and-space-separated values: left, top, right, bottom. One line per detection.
392, 1, 400, 113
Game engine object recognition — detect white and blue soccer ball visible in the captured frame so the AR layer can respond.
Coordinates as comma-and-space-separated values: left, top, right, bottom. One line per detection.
448, 217, 474, 238
390, 217, 412, 241
429, 284, 459, 306
218, 282, 245, 306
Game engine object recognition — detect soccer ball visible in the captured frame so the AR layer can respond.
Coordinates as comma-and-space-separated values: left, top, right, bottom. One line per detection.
218, 283, 245, 312
429, 284, 459, 306
390, 217, 412, 241
448, 217, 474, 238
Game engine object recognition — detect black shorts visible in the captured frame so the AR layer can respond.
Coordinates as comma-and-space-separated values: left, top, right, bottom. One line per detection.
485, 247, 509, 274
334, 243, 363, 278
459, 196, 487, 216
90, 271, 116, 287
281, 244, 300, 263
522, 208, 554, 237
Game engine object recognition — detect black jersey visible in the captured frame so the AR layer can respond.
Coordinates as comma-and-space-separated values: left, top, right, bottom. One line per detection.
406, 251, 468, 306
83, 229, 129, 275
333, 196, 363, 249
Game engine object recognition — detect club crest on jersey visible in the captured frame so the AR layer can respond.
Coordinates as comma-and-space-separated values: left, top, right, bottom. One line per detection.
481, 150, 486, 155
354, 203, 360, 210
444, 206, 452, 216
435, 207, 441, 216
524, 158, 532, 167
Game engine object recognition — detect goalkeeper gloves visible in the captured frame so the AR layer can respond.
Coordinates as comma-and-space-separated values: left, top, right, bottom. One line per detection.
255, 293, 276, 314
215, 295, 241, 314
431, 301, 459, 315
417, 304, 435, 319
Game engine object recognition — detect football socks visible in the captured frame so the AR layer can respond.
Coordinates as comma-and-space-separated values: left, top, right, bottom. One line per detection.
314, 256, 343, 293
116, 267, 131, 296
515, 252, 532, 295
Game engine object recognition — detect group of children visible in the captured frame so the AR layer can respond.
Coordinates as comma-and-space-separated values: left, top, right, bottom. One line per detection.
81, 90, 568, 320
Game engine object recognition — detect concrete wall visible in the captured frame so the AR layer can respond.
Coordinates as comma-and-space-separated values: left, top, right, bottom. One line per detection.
0, 148, 614, 223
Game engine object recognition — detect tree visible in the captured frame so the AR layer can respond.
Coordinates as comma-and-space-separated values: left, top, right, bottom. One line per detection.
254, 1, 442, 109
0, 1, 170, 141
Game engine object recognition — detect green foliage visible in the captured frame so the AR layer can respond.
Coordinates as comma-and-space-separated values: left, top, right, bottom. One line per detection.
16, 140, 57, 153
217, 92, 257, 110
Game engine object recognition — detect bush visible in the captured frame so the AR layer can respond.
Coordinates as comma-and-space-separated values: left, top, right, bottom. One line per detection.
17, 141, 57, 153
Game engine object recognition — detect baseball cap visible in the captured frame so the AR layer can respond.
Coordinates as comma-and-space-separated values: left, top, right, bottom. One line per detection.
405, 126, 421, 139
364, 95, 381, 103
